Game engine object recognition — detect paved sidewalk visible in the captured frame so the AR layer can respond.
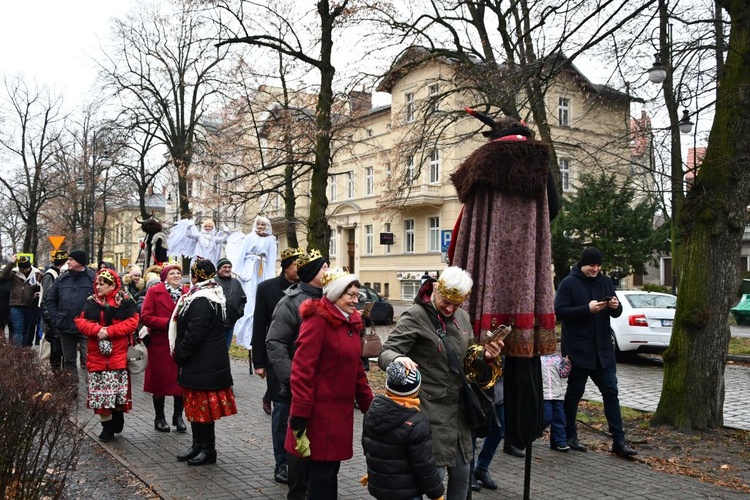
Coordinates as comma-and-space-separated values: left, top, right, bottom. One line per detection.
71, 355, 750, 499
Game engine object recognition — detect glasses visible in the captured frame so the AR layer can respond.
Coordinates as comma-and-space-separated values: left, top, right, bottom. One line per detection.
344, 292, 360, 300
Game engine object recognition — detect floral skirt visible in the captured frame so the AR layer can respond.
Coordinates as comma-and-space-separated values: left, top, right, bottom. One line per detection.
88, 369, 132, 414
183, 387, 237, 423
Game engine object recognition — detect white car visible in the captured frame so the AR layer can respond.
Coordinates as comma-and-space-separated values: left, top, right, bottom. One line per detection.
610, 290, 676, 359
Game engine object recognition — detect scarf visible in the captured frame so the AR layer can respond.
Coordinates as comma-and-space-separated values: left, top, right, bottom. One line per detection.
388, 394, 421, 410
168, 280, 227, 352
166, 283, 182, 304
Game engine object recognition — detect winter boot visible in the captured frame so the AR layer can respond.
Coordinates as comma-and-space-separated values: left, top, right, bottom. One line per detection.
112, 409, 125, 434
153, 396, 170, 432
188, 422, 217, 466
99, 418, 116, 442
177, 422, 202, 462
173, 395, 187, 433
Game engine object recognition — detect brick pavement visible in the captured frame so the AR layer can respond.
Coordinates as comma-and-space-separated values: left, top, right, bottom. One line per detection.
72, 356, 749, 499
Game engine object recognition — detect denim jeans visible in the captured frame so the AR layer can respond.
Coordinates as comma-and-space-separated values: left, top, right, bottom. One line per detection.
543, 399, 567, 447
9, 306, 35, 346
272, 400, 289, 467
224, 327, 234, 349
476, 403, 504, 472
564, 363, 624, 442
437, 441, 470, 500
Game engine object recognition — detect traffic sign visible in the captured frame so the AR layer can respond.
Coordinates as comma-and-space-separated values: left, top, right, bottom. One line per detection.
48, 235, 66, 250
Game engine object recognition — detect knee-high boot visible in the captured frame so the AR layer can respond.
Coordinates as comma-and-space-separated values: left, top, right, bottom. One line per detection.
188, 422, 217, 466
153, 396, 170, 432
172, 395, 186, 433
177, 422, 202, 461
112, 409, 125, 434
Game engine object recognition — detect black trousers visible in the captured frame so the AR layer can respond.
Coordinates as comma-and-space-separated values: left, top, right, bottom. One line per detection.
307, 460, 340, 500
286, 452, 309, 500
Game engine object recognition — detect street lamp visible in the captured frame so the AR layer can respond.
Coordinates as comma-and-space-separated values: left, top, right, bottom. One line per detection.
76, 131, 111, 261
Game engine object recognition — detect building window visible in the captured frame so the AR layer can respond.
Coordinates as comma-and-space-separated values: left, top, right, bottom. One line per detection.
405, 92, 415, 123
329, 177, 337, 201
365, 224, 374, 255
406, 156, 415, 186
429, 150, 440, 183
559, 159, 571, 192
428, 217, 440, 252
365, 166, 374, 195
558, 97, 570, 127
384, 222, 391, 254
347, 171, 355, 199
401, 281, 420, 301
329, 233, 337, 257
428, 83, 439, 113
404, 219, 415, 253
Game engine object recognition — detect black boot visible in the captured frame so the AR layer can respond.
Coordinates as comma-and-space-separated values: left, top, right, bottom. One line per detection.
112, 410, 125, 434
177, 422, 202, 462
173, 396, 187, 433
188, 422, 217, 466
99, 418, 116, 442
153, 396, 170, 432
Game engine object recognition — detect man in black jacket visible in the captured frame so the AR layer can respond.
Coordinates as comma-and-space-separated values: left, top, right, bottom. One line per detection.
251, 247, 301, 484
214, 257, 246, 349
41, 250, 69, 369
44, 250, 95, 378
555, 247, 636, 458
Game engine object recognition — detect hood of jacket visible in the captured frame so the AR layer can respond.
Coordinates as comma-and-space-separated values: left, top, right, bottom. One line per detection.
363, 395, 418, 435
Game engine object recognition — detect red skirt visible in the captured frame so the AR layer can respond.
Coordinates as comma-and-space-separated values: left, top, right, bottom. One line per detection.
183, 387, 237, 423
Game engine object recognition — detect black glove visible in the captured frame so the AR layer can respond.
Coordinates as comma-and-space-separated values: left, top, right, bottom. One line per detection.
140, 333, 151, 347
289, 415, 307, 438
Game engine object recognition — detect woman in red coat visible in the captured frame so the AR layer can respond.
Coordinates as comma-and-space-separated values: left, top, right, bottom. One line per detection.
141, 264, 189, 433
287, 268, 373, 500
75, 269, 139, 442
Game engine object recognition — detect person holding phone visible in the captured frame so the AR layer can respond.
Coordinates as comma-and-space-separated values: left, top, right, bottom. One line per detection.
554, 247, 636, 458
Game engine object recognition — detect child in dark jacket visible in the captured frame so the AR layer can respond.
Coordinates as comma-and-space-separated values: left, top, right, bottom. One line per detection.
362, 362, 444, 500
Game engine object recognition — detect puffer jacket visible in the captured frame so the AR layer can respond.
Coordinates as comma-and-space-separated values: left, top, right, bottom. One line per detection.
44, 268, 96, 334
362, 395, 445, 500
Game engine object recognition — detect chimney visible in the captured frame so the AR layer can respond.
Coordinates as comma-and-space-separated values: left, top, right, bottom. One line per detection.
348, 91, 372, 116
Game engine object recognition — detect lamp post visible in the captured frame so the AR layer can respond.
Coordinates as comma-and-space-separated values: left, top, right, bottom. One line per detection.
76, 131, 111, 261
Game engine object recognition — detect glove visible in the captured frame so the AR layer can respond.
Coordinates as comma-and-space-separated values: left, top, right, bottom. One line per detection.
289, 415, 307, 438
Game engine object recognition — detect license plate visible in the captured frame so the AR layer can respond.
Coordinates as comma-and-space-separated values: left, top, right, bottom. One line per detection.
661, 319, 674, 327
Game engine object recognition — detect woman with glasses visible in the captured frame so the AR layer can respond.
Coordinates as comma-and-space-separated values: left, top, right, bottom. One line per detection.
286, 268, 374, 500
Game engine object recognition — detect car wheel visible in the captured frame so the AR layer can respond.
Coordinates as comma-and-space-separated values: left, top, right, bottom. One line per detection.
612, 330, 637, 363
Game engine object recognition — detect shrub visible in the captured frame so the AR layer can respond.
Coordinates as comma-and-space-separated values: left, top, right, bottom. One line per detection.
0, 346, 82, 499
640, 283, 673, 294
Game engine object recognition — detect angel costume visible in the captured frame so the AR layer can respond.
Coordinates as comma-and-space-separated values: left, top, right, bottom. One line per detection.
168, 218, 230, 266
230, 217, 278, 350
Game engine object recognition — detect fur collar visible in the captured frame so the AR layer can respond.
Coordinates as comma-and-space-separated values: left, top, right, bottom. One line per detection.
300, 297, 363, 330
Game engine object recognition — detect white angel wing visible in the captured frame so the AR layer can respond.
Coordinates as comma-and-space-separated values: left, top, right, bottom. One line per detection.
224, 230, 246, 268
168, 219, 198, 258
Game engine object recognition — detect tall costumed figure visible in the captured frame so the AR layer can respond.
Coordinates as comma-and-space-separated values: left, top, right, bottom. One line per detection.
137, 216, 169, 268
448, 108, 559, 499
168, 218, 232, 266
229, 216, 277, 351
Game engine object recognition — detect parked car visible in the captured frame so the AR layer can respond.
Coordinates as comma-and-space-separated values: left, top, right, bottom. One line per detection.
356, 285, 394, 326
610, 290, 676, 359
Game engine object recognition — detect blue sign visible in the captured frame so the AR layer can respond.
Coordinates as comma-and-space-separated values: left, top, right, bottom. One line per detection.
441, 230, 452, 252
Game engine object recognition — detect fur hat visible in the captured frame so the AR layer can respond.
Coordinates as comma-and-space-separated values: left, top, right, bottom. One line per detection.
68, 249, 87, 267
386, 362, 421, 398
578, 247, 603, 268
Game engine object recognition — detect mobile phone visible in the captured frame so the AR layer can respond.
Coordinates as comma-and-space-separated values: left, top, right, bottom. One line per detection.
485, 324, 512, 343
602, 296, 613, 302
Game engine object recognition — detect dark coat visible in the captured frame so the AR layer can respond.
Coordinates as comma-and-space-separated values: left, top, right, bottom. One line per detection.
214, 274, 246, 327
265, 281, 323, 401
173, 296, 233, 391
44, 268, 96, 334
140, 282, 186, 396
285, 297, 373, 461
555, 266, 623, 370
252, 274, 295, 401
362, 395, 445, 500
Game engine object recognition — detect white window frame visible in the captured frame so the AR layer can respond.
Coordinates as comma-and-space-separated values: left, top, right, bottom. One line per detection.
406, 156, 415, 186
428, 216, 440, 252
428, 83, 439, 113
559, 158, 571, 192
405, 92, 415, 123
384, 222, 391, 254
329, 233, 337, 257
365, 166, 374, 196
347, 171, 355, 199
404, 219, 415, 253
330, 177, 337, 201
429, 149, 440, 183
558, 97, 570, 127
365, 224, 374, 255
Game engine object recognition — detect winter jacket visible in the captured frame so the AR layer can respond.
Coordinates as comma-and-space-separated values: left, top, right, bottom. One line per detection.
0, 262, 42, 307
362, 395, 445, 500
44, 268, 96, 334
140, 282, 187, 397
40, 265, 62, 325
555, 266, 623, 370
285, 297, 373, 461
540, 354, 571, 401
173, 295, 233, 391
265, 281, 323, 401
252, 273, 296, 401
214, 274, 246, 327
122, 273, 145, 298
378, 281, 475, 466
74, 270, 139, 373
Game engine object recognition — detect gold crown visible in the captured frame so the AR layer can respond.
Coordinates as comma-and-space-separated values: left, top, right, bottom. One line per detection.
436, 279, 471, 303
295, 248, 323, 268
98, 269, 117, 284
280, 247, 304, 260
320, 267, 349, 288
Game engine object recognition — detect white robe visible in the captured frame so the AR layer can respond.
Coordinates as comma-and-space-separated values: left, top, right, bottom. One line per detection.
187, 225, 229, 265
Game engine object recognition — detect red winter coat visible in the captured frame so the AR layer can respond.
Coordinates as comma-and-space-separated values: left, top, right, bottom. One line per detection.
74, 270, 139, 373
286, 297, 373, 461
140, 282, 187, 397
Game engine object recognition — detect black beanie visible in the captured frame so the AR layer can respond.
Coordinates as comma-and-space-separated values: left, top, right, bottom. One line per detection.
297, 256, 326, 283
216, 258, 232, 270
18, 256, 31, 269
578, 247, 602, 268
69, 249, 88, 267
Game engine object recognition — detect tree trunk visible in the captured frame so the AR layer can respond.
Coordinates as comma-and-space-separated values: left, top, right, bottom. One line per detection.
653, 0, 750, 430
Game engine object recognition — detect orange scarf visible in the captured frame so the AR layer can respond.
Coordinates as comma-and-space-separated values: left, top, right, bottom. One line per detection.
387, 394, 421, 410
